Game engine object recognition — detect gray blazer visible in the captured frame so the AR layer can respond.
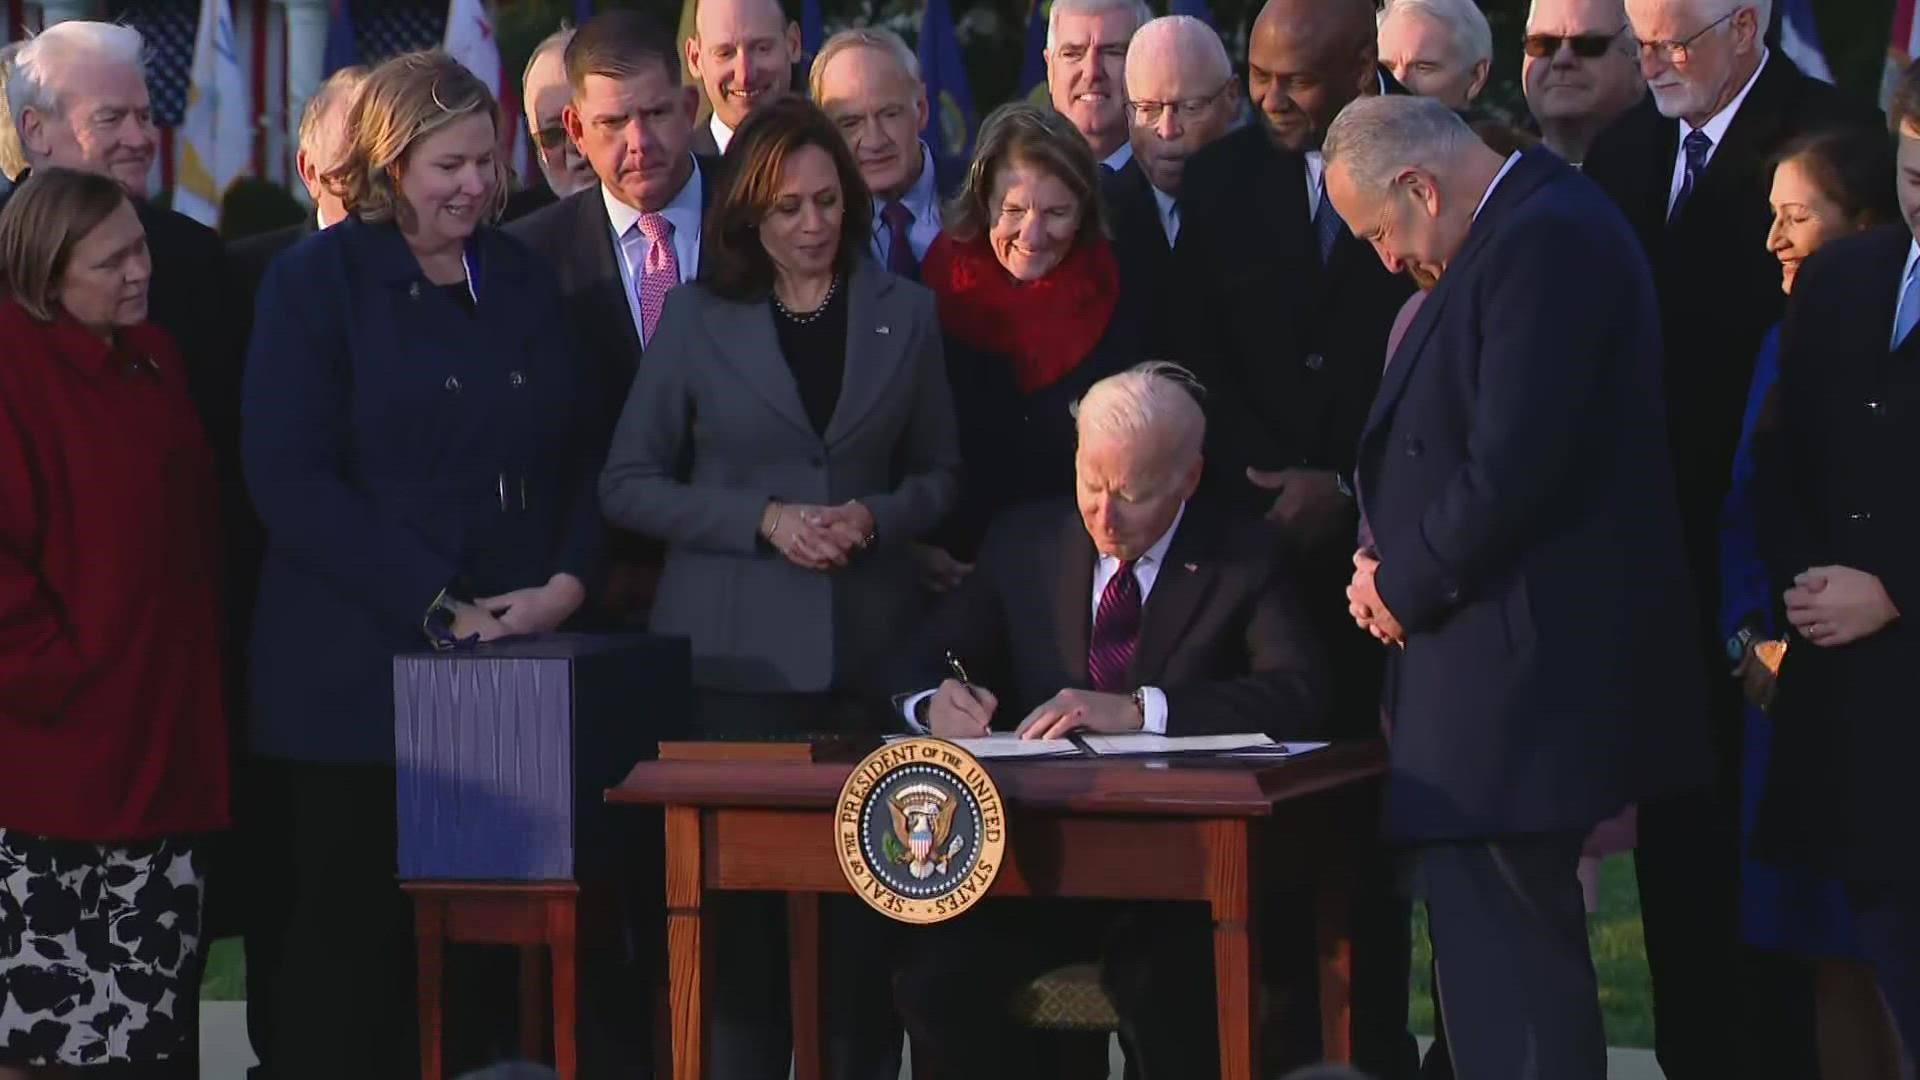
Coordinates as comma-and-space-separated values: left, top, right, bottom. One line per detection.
600, 257, 960, 693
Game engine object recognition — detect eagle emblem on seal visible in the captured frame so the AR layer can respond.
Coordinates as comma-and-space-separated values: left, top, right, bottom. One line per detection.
883, 782, 967, 880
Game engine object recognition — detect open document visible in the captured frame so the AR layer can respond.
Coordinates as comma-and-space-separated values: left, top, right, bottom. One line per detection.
889, 732, 1332, 760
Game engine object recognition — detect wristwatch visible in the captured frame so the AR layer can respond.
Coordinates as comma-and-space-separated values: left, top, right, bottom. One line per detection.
1130, 687, 1147, 725
422, 587, 473, 649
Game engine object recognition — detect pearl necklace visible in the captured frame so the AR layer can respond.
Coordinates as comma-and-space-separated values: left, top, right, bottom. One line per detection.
773, 274, 840, 325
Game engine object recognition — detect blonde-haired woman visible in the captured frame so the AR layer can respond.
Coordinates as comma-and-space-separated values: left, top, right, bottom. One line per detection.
241, 51, 600, 1077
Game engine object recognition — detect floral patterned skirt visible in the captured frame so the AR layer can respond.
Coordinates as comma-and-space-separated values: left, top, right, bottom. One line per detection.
0, 829, 204, 1067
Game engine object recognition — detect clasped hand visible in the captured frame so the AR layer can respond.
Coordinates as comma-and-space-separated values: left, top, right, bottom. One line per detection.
925, 679, 1141, 741
1784, 565, 1899, 648
454, 573, 588, 641
1347, 549, 1405, 646
762, 500, 874, 572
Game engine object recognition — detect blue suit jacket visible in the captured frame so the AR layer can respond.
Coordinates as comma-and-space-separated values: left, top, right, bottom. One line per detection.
242, 216, 603, 763
1357, 149, 1710, 842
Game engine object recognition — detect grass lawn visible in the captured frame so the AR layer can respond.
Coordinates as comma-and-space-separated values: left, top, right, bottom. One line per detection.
202, 855, 1658, 1047
1409, 854, 1655, 1049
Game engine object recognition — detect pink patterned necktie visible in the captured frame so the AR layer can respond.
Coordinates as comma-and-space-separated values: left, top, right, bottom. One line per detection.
1088, 560, 1141, 692
635, 212, 679, 343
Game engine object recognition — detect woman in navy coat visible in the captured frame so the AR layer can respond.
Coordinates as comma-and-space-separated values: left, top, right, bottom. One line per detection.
239, 53, 600, 1078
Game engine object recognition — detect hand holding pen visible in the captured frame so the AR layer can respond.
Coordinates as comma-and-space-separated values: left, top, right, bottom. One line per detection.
927, 650, 998, 738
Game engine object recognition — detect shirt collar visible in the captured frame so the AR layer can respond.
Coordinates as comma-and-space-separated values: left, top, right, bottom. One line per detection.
1473, 152, 1524, 221
1102, 142, 1134, 172
877, 142, 940, 225
710, 113, 735, 154
1096, 502, 1186, 570
1685, 47, 1769, 148
603, 157, 704, 240
1902, 238, 1918, 289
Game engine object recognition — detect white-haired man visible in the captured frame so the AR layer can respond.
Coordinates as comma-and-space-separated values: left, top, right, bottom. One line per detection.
812, 27, 959, 278
1376, 0, 1491, 111
888, 362, 1328, 1079
1045, 0, 1151, 172
1522, 0, 1644, 164
1325, 94, 1704, 1080
230, 64, 365, 289
0, 42, 26, 188
686, 0, 800, 156
1105, 15, 1235, 358
1582, 6, 1881, 1074
508, 25, 594, 220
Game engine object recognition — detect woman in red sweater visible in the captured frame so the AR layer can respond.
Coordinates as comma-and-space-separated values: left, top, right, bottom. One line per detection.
0, 168, 227, 1075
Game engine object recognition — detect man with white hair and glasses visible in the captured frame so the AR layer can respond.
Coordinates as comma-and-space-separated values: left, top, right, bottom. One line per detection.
1583, 3, 1882, 1074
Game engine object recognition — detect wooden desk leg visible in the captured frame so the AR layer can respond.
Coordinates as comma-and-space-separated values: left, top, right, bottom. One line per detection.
787, 892, 824, 1080
549, 894, 580, 1080
1206, 818, 1261, 1080
1315, 863, 1355, 1064
519, 945, 550, 1063
666, 805, 710, 1080
414, 895, 447, 1080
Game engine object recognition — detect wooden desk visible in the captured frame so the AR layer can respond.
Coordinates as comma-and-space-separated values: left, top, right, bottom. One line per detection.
609, 741, 1386, 1080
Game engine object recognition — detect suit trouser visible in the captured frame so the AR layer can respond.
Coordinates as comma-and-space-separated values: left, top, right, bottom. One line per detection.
1417, 832, 1606, 1080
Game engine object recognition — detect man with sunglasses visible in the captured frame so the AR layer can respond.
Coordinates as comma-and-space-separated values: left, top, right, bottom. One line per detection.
1103, 15, 1236, 361
1583, 2, 1881, 1077
506, 25, 596, 222
1521, 0, 1644, 165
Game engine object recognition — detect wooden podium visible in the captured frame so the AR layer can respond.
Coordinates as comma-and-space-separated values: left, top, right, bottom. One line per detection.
608, 740, 1388, 1080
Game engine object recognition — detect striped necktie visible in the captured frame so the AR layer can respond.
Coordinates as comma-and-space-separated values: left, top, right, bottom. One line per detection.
1088, 561, 1142, 692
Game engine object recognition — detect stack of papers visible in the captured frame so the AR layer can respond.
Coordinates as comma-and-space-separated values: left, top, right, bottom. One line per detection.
888, 732, 1332, 761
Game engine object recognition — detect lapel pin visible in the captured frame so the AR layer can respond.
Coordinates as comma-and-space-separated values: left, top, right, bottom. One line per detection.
408, 281, 421, 300
875, 325, 891, 335
1183, 562, 1198, 573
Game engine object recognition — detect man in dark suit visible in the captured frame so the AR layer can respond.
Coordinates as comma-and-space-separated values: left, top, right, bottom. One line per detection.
510, 11, 716, 627
888, 362, 1327, 1080
1102, 14, 1236, 362
1044, 0, 1149, 174
229, 65, 364, 300
1582, 2, 1882, 1072
812, 27, 963, 280
1328, 95, 1708, 1080
683, 0, 800, 156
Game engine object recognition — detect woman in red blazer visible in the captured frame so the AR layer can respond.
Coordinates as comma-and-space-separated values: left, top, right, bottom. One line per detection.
0, 168, 227, 1075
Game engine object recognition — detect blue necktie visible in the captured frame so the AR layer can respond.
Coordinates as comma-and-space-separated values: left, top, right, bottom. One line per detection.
1891, 264, 1920, 350
1314, 183, 1345, 264
1668, 129, 1713, 227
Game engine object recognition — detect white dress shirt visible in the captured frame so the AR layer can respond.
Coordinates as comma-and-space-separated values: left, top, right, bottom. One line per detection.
709, 113, 736, 155
603, 158, 704, 347
1473, 152, 1523, 222
1102, 142, 1134, 173
1667, 48, 1769, 216
870, 142, 943, 268
1151, 185, 1180, 248
1304, 70, 1387, 219
904, 504, 1186, 736
1893, 240, 1920, 347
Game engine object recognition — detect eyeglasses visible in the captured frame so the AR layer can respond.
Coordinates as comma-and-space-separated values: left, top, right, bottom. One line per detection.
1125, 80, 1233, 127
1636, 9, 1737, 65
1521, 26, 1626, 60
533, 125, 570, 152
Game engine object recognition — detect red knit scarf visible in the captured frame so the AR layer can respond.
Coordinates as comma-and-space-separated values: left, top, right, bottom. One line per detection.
921, 232, 1120, 394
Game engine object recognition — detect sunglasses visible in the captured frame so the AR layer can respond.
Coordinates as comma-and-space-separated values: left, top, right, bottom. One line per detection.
1521, 27, 1626, 59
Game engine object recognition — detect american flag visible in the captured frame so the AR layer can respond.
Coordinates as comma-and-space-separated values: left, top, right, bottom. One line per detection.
349, 0, 444, 66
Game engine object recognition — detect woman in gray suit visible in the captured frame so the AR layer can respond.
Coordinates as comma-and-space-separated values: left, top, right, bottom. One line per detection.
599, 95, 958, 1078
601, 93, 958, 733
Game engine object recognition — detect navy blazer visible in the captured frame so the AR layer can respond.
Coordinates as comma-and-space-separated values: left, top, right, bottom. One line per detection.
242, 216, 603, 763
1357, 150, 1709, 841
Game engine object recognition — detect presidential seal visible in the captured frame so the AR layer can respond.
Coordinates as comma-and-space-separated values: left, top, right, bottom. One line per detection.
835, 738, 1007, 924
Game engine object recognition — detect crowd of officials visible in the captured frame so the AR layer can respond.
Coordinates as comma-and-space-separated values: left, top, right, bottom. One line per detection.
0, 0, 1916, 1077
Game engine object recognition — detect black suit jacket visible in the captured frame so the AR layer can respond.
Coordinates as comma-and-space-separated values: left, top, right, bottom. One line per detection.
1583, 55, 1880, 627
1755, 225, 1920, 883
1174, 70, 1415, 510
506, 158, 718, 436
1101, 158, 1190, 363
891, 499, 1327, 739
1358, 150, 1708, 842
502, 182, 557, 223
